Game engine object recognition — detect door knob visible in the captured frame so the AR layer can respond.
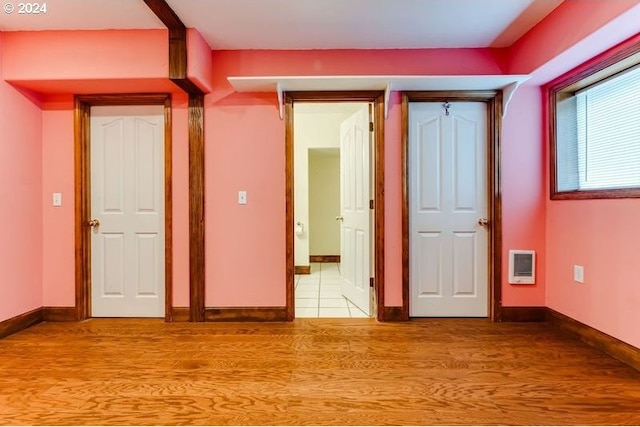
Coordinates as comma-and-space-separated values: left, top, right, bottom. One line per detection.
88, 219, 101, 228
335, 216, 344, 221
477, 218, 489, 227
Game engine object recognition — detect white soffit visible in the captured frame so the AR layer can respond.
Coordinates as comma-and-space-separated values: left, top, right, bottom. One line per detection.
227, 75, 530, 118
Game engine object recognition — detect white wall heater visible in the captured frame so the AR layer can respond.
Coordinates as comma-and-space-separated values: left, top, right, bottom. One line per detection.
508, 250, 535, 284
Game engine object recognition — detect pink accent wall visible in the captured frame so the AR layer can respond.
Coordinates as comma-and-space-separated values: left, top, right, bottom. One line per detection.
541, 28, 640, 348
206, 93, 286, 306
38, 95, 191, 309
0, 33, 43, 321
2, 30, 180, 95
384, 92, 403, 306
41, 103, 75, 306
500, 85, 546, 306
212, 48, 506, 77
170, 94, 190, 308
507, 0, 639, 76
205, 49, 538, 307
187, 29, 214, 94
546, 200, 640, 348
2, 30, 168, 82
1, 3, 638, 342
523, 4, 640, 85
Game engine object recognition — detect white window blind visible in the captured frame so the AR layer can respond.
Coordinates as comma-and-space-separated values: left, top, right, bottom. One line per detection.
557, 65, 640, 192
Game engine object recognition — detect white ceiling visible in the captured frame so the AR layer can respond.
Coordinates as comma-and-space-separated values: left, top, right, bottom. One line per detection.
0, 0, 164, 31
0, 0, 564, 49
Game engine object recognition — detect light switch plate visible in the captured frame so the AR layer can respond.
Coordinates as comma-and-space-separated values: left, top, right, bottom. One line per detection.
238, 191, 247, 205
52, 193, 62, 207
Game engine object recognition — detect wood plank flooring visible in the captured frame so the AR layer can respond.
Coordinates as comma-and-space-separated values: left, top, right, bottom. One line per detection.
1, 318, 640, 425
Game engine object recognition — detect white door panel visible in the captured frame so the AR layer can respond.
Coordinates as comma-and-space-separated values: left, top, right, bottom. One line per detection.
410, 102, 488, 317
340, 105, 371, 316
91, 105, 165, 318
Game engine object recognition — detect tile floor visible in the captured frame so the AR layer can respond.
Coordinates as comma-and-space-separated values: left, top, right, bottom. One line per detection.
295, 262, 370, 318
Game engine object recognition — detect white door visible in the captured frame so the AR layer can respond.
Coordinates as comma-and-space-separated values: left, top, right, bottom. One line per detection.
339, 105, 371, 315
409, 102, 488, 317
90, 105, 165, 317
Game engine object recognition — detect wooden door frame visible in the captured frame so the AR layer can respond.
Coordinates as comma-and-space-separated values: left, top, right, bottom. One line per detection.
74, 94, 173, 321
285, 91, 386, 321
401, 91, 503, 321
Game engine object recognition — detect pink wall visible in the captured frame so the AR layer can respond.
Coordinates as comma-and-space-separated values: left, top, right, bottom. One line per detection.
384, 92, 403, 306
212, 48, 506, 77
170, 95, 190, 308
0, 33, 43, 321
2, 30, 168, 82
206, 93, 286, 306
187, 29, 214, 94
1, 3, 637, 344
38, 95, 191, 309
41, 103, 75, 306
205, 49, 539, 308
507, 0, 639, 76
0, 29, 191, 311
546, 200, 640, 348
500, 85, 546, 306
541, 27, 640, 348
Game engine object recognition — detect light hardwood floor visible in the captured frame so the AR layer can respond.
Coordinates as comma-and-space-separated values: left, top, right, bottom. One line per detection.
1, 318, 639, 425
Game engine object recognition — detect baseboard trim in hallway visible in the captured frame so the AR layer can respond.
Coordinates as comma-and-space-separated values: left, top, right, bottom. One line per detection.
294, 265, 311, 275
43, 307, 77, 322
500, 306, 547, 322
170, 307, 190, 322
309, 255, 340, 263
382, 306, 408, 321
205, 307, 288, 322
547, 308, 640, 372
0, 307, 42, 339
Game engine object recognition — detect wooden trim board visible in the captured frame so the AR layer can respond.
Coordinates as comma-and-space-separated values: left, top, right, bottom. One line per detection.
205, 308, 288, 322
188, 94, 206, 322
309, 255, 340, 263
547, 308, 640, 372
500, 306, 547, 322
0, 308, 42, 339
43, 307, 78, 322
169, 307, 191, 322
382, 307, 406, 322
294, 266, 311, 275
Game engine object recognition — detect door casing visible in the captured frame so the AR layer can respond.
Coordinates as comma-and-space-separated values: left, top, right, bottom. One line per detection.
285, 91, 385, 321
74, 94, 173, 321
402, 91, 503, 321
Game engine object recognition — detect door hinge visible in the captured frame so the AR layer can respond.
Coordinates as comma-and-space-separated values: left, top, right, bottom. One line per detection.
369, 199, 374, 210
369, 121, 374, 132
370, 277, 375, 288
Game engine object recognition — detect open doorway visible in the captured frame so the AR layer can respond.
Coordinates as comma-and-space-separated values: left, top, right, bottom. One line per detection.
285, 91, 386, 322
292, 102, 373, 318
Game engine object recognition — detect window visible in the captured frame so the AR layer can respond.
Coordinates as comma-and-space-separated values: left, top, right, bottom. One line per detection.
550, 39, 640, 199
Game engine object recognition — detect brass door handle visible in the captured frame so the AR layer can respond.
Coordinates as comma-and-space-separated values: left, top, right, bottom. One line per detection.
477, 218, 489, 227
335, 216, 344, 221
88, 219, 100, 228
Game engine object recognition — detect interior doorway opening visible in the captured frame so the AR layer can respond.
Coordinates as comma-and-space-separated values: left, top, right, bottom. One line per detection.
293, 102, 372, 318
285, 91, 386, 321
